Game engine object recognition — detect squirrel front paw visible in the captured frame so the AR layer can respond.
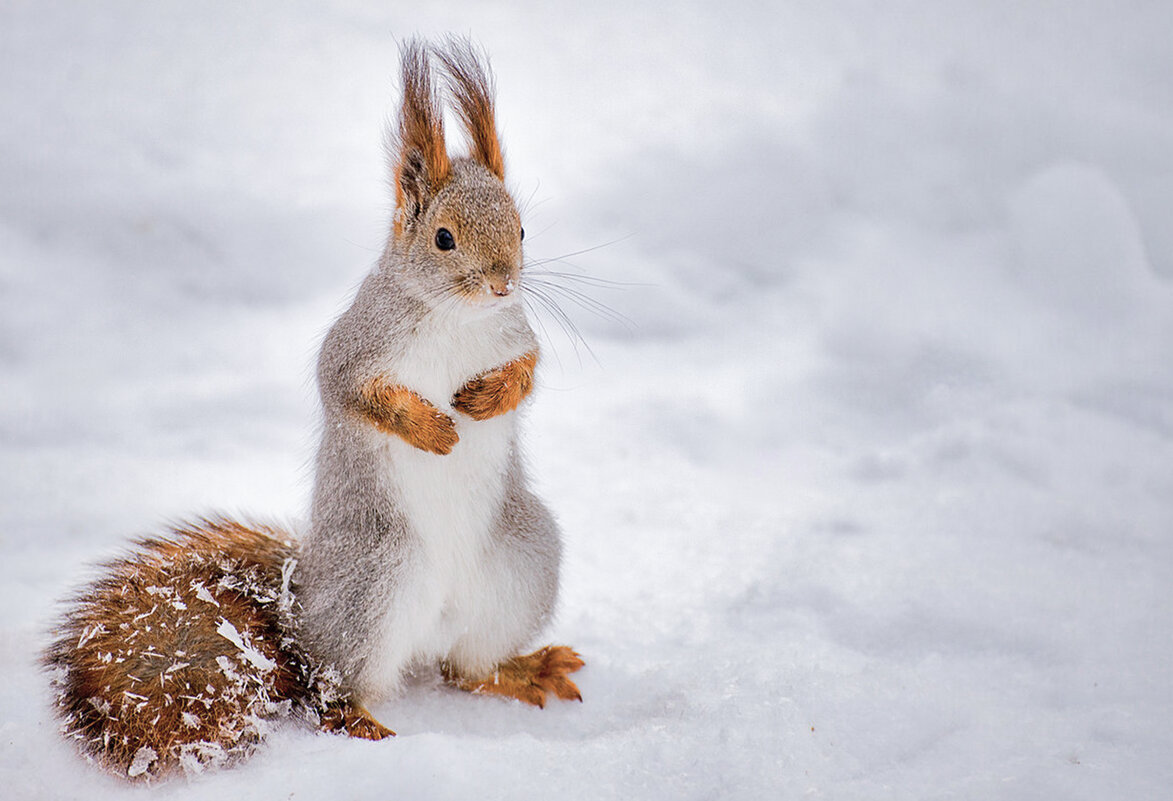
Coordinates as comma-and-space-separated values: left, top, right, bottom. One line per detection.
407, 403, 460, 455
359, 380, 459, 454
452, 350, 538, 421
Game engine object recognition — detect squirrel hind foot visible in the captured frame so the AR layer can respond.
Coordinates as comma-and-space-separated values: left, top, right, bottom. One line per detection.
447, 645, 584, 708
319, 700, 396, 740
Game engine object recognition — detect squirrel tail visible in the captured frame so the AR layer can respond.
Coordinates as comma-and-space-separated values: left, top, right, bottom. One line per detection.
43, 518, 340, 780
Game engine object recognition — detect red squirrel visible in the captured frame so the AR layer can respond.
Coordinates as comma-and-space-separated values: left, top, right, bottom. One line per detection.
44, 38, 582, 780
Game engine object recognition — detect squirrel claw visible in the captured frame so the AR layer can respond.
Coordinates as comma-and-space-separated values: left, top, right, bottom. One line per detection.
418, 409, 459, 455
320, 701, 396, 740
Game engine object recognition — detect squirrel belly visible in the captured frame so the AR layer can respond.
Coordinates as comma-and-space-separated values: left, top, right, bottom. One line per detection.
42, 520, 337, 780
362, 426, 559, 701
297, 302, 561, 704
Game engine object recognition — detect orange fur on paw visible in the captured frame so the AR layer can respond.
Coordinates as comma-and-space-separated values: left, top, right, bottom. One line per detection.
358, 379, 458, 454
449, 645, 584, 708
320, 700, 395, 740
451, 350, 538, 421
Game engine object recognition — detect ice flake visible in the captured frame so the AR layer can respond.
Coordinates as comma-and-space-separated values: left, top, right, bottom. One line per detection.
77, 623, 104, 648
183, 739, 228, 772
216, 618, 277, 673
131, 605, 157, 623
127, 746, 157, 778
309, 663, 345, 707
192, 581, 219, 607
278, 557, 297, 612
215, 656, 238, 678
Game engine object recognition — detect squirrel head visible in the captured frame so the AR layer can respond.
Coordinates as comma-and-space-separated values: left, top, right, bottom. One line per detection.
387, 39, 524, 312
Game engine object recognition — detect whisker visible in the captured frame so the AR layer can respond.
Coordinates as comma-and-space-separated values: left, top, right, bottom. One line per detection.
519, 219, 557, 244
522, 294, 571, 371
522, 283, 600, 365
516, 180, 544, 218
525, 264, 648, 290
527, 234, 634, 264
419, 279, 469, 326
516, 231, 641, 367
524, 275, 635, 331
527, 294, 590, 367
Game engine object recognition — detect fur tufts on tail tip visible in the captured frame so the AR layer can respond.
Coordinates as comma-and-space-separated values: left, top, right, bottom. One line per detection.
42, 518, 332, 780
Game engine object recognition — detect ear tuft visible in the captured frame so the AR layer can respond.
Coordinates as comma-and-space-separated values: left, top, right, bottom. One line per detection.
391, 39, 451, 231
435, 37, 505, 180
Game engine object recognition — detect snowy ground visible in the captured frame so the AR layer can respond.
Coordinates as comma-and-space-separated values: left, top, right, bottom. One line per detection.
3, 2, 1172, 798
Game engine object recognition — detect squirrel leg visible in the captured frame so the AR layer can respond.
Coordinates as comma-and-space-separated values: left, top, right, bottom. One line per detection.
357, 379, 459, 454
451, 350, 538, 421
445, 645, 584, 708
319, 699, 396, 740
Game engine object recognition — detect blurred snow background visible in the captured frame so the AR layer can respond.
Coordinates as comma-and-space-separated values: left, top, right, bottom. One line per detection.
2, 1, 1172, 798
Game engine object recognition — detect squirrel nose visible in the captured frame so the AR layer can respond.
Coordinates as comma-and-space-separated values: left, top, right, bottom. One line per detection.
487, 274, 515, 297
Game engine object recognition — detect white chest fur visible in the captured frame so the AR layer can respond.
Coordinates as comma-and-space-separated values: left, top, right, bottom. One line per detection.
387, 307, 527, 552
359, 305, 533, 698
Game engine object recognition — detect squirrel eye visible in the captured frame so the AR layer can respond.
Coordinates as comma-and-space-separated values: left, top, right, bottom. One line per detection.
435, 227, 456, 251
520, 227, 525, 242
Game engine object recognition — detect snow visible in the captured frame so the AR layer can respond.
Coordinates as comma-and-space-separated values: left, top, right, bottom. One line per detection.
2, 1, 1172, 798
126, 747, 157, 779
216, 619, 278, 674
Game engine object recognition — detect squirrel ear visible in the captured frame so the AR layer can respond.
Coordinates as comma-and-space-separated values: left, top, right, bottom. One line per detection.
391, 40, 451, 233
435, 38, 505, 181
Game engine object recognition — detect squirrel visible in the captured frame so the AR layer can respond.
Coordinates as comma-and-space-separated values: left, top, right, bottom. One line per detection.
43, 38, 583, 781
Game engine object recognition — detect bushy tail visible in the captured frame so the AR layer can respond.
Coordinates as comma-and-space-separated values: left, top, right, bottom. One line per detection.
43, 518, 337, 779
